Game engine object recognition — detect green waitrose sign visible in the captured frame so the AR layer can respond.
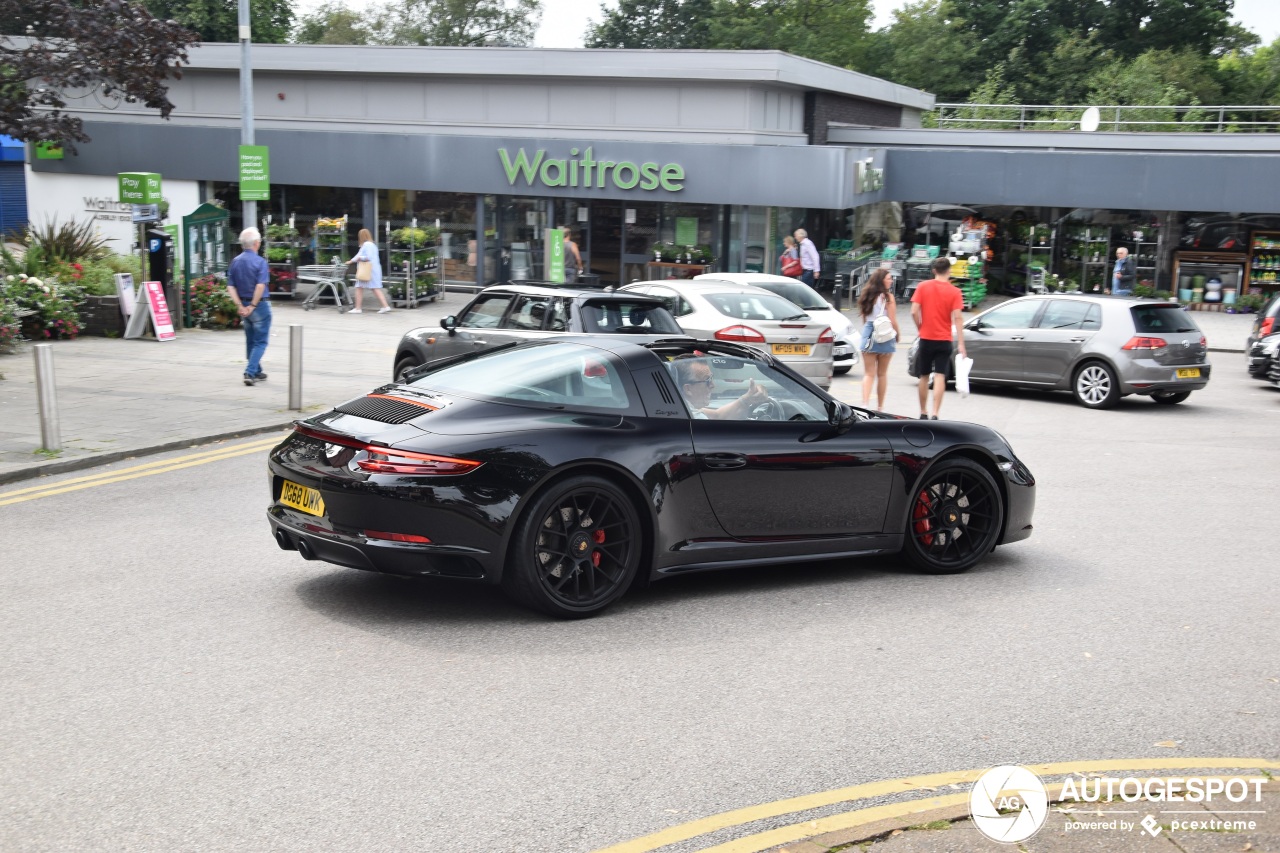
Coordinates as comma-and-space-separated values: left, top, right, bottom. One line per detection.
500, 147, 684, 192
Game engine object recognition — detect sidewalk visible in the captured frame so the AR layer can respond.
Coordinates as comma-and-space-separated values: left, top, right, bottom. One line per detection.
0, 296, 461, 484
0, 291, 1255, 484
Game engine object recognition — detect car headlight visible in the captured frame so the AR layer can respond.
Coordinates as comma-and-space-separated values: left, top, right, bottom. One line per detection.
1263, 341, 1279, 356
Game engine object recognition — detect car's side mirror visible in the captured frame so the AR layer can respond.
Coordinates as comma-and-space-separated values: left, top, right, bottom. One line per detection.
826, 400, 857, 434
440, 315, 458, 335
966, 319, 985, 332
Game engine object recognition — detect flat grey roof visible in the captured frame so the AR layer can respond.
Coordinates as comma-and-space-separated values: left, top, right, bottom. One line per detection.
829, 125, 1280, 153
186, 43, 935, 111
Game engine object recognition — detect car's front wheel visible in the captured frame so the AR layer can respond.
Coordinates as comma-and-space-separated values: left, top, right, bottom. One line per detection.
1152, 390, 1191, 405
394, 355, 420, 384
1072, 361, 1120, 409
901, 458, 1002, 575
504, 475, 642, 618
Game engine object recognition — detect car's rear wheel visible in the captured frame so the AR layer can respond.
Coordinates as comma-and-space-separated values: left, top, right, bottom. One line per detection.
394, 355, 419, 384
1072, 361, 1120, 409
1152, 390, 1191, 405
901, 458, 1002, 575
504, 475, 642, 618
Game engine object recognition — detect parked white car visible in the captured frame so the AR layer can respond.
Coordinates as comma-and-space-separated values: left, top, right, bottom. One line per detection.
621, 279, 835, 388
695, 273, 860, 375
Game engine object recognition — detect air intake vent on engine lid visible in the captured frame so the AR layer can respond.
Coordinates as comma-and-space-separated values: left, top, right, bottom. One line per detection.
334, 394, 437, 424
653, 372, 675, 405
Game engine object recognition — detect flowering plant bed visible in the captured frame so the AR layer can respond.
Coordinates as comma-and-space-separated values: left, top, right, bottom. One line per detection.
2, 273, 83, 341
188, 275, 241, 330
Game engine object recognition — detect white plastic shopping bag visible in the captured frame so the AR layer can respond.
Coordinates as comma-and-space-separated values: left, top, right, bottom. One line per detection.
955, 354, 974, 397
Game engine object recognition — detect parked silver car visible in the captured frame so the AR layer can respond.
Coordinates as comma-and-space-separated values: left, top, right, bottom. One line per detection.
392, 284, 686, 382
621, 279, 835, 388
907, 294, 1210, 408
692, 273, 860, 375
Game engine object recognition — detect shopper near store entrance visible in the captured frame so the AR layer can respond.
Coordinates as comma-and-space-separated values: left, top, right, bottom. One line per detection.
226, 227, 271, 387
1111, 246, 1135, 296
857, 268, 899, 411
794, 228, 820, 287
780, 235, 801, 277
562, 227, 583, 283
910, 257, 966, 420
345, 228, 390, 314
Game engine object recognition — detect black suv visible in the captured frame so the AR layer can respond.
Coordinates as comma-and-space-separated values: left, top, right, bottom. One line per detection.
393, 284, 687, 381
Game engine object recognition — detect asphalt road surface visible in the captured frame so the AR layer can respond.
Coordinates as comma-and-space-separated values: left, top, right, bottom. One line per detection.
2, 353, 1277, 853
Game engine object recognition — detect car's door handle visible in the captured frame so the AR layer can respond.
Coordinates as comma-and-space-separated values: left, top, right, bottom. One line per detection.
701, 453, 748, 470
1010, 335, 1024, 341
1069, 337, 1087, 343
471, 339, 487, 345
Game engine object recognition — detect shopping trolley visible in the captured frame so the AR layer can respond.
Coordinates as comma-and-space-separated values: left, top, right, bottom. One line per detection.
296, 264, 352, 312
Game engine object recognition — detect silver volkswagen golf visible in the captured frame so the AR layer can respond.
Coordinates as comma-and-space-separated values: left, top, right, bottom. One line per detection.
909, 294, 1211, 408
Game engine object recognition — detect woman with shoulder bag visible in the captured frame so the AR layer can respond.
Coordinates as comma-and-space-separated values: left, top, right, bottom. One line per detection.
858, 268, 899, 410
345, 227, 390, 314
780, 236, 802, 278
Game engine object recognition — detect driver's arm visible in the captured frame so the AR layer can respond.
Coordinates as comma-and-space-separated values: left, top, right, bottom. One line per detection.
705, 379, 768, 419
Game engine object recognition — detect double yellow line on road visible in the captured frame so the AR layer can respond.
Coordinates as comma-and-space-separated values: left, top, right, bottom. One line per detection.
593, 757, 1280, 853
0, 434, 286, 507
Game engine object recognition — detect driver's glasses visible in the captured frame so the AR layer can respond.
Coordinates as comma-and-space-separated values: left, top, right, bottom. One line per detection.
685, 378, 714, 387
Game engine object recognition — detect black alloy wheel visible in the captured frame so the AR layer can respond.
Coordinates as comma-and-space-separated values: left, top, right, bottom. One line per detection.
901, 458, 1002, 574
394, 355, 420, 384
505, 475, 642, 618
1151, 390, 1191, 405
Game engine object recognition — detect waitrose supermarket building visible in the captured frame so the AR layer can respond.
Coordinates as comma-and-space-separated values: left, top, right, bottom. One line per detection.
25, 44, 1280, 296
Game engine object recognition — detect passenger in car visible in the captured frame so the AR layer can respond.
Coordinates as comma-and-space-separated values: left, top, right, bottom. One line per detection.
672, 355, 769, 420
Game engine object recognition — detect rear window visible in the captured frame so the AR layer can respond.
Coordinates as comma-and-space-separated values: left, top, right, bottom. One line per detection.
409, 342, 632, 410
1130, 305, 1200, 334
705, 293, 810, 321
579, 300, 683, 334
752, 281, 828, 310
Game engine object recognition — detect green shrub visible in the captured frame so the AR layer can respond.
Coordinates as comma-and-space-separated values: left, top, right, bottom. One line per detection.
25, 217, 111, 265
188, 275, 240, 330
1, 274, 83, 340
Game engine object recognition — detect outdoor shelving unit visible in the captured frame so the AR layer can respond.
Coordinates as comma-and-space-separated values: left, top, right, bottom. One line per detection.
1246, 230, 1280, 294
313, 215, 348, 267
1005, 224, 1053, 295
1117, 231, 1160, 287
385, 221, 443, 309
263, 218, 300, 298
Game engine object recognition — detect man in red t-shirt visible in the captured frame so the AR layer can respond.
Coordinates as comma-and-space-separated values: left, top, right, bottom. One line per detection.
910, 257, 967, 419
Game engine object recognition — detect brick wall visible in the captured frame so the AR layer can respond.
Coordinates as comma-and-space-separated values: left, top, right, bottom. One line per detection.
804, 92, 902, 144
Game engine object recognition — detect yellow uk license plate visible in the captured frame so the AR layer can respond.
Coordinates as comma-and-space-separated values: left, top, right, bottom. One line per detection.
280, 480, 325, 517
1176, 368, 1201, 379
771, 344, 811, 355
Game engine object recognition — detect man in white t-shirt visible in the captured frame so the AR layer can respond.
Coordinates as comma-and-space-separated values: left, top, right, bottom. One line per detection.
673, 356, 768, 420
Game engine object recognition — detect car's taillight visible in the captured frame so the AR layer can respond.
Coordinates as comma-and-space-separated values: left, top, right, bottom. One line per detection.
1262, 317, 1275, 336
1199, 336, 1207, 347
364, 529, 432, 544
1121, 336, 1168, 350
358, 448, 483, 475
818, 327, 834, 344
715, 325, 766, 342
293, 424, 481, 475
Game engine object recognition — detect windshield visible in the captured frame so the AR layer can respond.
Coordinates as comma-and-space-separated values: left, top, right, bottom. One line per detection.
408, 342, 632, 410
579, 300, 683, 334
704, 292, 811, 321
1130, 305, 1200, 334
755, 281, 828, 310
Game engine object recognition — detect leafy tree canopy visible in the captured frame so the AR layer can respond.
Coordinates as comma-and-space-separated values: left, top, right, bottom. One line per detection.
0, 0, 198, 146
297, 0, 541, 46
142, 0, 295, 44
585, 0, 712, 50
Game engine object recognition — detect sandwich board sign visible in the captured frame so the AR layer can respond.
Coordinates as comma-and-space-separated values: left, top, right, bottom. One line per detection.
124, 280, 176, 341
114, 273, 137, 320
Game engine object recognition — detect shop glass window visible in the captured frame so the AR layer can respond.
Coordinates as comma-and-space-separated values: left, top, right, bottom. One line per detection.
505, 295, 554, 330
977, 300, 1042, 330
1036, 300, 1094, 331
458, 294, 515, 328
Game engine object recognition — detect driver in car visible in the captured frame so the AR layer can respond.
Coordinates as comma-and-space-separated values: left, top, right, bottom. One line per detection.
673, 355, 769, 420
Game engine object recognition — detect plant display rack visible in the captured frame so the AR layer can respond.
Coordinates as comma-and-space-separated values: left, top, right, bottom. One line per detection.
385, 220, 442, 308
1116, 226, 1159, 285
1005, 223, 1053, 295
1246, 230, 1280, 293
313, 215, 348, 267
264, 217, 300, 298
1061, 225, 1111, 293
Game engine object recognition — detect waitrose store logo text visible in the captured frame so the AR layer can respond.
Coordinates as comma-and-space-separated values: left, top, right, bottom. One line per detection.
499, 147, 685, 192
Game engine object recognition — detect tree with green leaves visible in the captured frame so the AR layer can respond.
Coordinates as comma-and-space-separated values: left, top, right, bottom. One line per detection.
294, 1, 373, 44
142, 0, 295, 44
862, 0, 980, 102
586, 0, 713, 49
0, 0, 197, 147
373, 0, 541, 46
709, 0, 875, 71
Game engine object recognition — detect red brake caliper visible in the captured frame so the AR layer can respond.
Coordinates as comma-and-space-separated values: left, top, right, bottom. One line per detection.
912, 490, 934, 546
591, 529, 605, 566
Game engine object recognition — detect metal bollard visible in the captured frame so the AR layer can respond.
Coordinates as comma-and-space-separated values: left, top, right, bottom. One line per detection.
33, 344, 61, 451
833, 273, 844, 311
288, 324, 303, 411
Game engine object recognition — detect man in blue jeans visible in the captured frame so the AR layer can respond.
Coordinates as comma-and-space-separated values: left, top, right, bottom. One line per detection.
226, 227, 271, 386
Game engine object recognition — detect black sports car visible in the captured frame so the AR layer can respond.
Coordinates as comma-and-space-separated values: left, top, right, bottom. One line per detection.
267, 338, 1035, 617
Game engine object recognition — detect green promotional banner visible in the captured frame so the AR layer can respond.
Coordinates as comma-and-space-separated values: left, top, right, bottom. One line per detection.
118, 172, 162, 204
35, 142, 63, 160
546, 228, 565, 283
238, 145, 270, 201
675, 217, 698, 246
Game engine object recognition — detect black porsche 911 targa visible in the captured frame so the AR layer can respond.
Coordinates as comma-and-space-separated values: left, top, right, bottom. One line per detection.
267, 338, 1035, 617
